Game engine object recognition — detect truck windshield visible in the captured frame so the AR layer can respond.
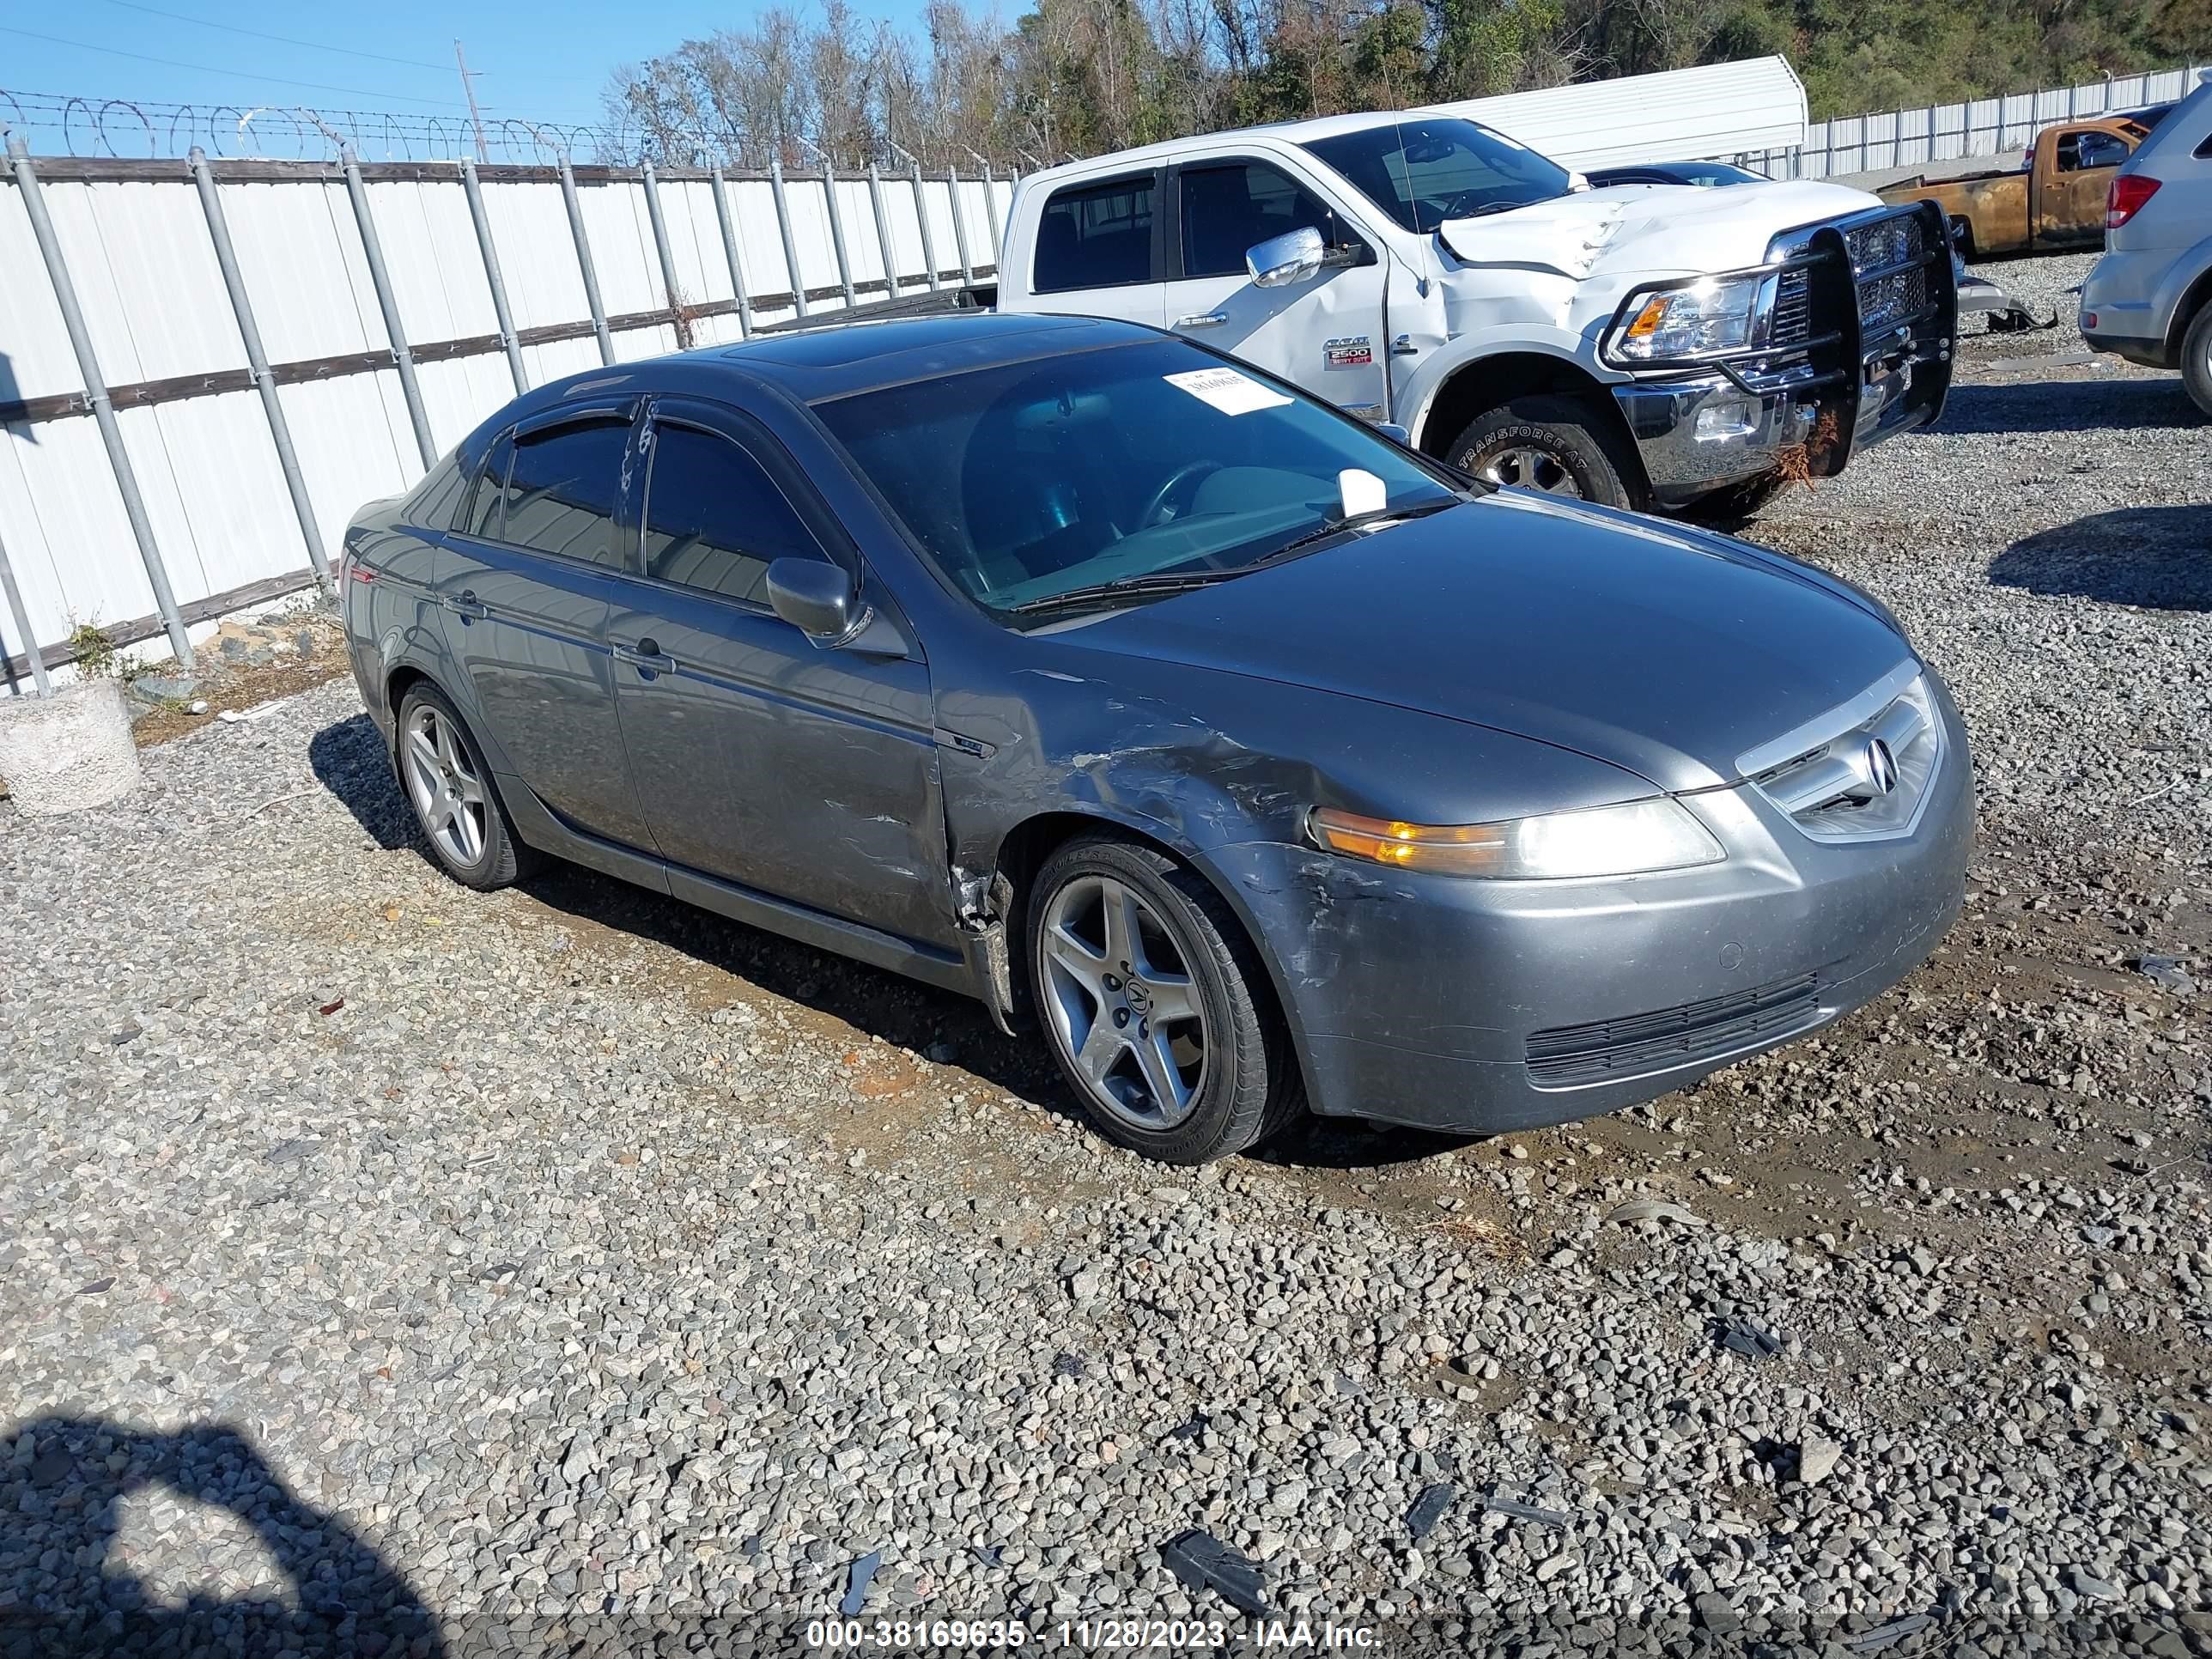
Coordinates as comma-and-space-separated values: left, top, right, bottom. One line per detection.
1303, 117, 1571, 234
811, 337, 1462, 622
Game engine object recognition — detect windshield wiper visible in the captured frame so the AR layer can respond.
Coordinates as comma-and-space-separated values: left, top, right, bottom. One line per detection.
1007, 499, 1462, 617
1007, 567, 1245, 616
1261, 496, 1460, 562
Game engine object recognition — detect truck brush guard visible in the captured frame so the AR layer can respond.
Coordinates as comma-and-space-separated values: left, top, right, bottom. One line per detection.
1756, 200, 1957, 471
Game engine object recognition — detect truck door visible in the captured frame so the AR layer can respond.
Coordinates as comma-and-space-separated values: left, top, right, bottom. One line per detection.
1022, 170, 1165, 330
2036, 125, 2136, 246
1160, 158, 1393, 422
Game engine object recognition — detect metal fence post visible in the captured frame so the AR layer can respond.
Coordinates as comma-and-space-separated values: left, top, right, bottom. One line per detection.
557, 152, 615, 364
335, 144, 436, 470
866, 165, 897, 296
981, 162, 1000, 268
768, 155, 808, 319
817, 158, 855, 309
640, 161, 690, 348
6, 134, 192, 668
947, 164, 973, 284
190, 147, 331, 590
460, 156, 527, 394
0, 526, 52, 697
912, 159, 940, 292
708, 166, 754, 339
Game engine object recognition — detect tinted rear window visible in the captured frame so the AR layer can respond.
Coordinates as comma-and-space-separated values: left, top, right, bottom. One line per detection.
495, 421, 631, 568
1033, 175, 1156, 293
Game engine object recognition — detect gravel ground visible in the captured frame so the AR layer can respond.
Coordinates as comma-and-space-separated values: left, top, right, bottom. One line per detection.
3, 252, 2209, 1657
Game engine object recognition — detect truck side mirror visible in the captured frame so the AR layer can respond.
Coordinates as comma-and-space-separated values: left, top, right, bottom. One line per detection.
1248, 226, 1325, 289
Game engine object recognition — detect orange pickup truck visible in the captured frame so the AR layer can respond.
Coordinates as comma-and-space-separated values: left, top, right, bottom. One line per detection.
1877, 117, 2150, 258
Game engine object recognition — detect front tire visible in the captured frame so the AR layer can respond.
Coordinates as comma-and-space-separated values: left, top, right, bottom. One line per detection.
2182, 303, 2212, 418
395, 684, 537, 890
1443, 394, 1643, 509
1026, 836, 1300, 1164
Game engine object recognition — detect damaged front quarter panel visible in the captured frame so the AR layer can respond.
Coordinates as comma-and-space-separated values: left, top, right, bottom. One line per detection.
930, 644, 1656, 1044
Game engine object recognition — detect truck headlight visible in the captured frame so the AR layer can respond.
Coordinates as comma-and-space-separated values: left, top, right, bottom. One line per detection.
1604, 271, 1774, 366
1308, 799, 1723, 879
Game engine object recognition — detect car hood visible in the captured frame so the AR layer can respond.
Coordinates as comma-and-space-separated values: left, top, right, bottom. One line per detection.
1065, 492, 1915, 793
1437, 179, 1881, 278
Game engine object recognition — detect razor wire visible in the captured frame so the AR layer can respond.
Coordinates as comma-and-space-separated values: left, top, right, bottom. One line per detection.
0, 89, 622, 162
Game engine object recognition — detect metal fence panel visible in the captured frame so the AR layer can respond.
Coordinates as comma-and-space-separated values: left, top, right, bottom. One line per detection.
1800, 63, 2209, 177
0, 155, 1009, 672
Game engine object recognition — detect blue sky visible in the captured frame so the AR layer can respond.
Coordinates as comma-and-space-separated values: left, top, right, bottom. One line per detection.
2, 0, 924, 130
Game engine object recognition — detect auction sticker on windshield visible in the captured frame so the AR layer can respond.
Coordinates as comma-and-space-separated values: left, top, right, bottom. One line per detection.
1164, 367, 1294, 416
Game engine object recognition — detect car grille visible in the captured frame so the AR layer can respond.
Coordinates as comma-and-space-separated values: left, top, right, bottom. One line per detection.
1526, 974, 1821, 1088
1846, 212, 1931, 333
1771, 267, 1813, 349
1739, 664, 1944, 842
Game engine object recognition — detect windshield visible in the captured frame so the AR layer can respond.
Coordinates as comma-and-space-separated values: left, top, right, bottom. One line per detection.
811, 338, 1460, 621
1302, 117, 1571, 234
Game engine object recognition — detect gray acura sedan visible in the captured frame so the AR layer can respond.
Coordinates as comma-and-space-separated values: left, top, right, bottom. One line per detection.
341, 313, 1971, 1164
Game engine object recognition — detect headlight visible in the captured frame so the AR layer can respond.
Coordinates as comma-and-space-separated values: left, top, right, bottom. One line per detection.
1605, 271, 1773, 365
1307, 799, 1724, 879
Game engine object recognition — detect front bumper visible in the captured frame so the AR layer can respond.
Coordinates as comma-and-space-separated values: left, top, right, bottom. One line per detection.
1612, 201, 1959, 509
1211, 677, 1973, 1134
1613, 374, 1818, 506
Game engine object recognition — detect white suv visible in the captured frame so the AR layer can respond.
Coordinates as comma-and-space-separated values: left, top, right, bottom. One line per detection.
2081, 72, 2212, 413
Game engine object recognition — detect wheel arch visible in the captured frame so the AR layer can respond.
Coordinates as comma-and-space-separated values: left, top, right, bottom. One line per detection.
2164, 252, 2212, 361
1411, 348, 1652, 497
982, 807, 1320, 1109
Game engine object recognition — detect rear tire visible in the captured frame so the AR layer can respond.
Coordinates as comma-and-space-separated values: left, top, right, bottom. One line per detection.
1026, 835, 1303, 1164
395, 684, 538, 891
2182, 303, 2212, 418
1443, 394, 1643, 509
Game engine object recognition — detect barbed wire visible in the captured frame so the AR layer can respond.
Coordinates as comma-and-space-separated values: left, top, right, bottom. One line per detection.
0, 88, 626, 162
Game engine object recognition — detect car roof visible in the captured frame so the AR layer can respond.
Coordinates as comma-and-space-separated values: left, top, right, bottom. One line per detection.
516, 312, 1160, 418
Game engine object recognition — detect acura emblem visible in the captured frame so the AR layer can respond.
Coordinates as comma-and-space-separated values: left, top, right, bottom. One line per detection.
1864, 738, 1899, 796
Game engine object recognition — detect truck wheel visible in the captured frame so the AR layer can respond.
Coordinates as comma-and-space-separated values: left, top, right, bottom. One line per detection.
2183, 304, 2212, 417
1443, 396, 1642, 509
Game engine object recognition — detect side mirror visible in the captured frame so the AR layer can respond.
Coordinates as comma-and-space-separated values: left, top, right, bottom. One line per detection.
766, 557, 865, 643
1375, 422, 1411, 446
1248, 226, 1325, 289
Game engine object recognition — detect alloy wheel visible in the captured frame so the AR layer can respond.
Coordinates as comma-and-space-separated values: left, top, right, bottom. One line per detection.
1038, 874, 1209, 1130
402, 703, 488, 867
1474, 444, 1582, 496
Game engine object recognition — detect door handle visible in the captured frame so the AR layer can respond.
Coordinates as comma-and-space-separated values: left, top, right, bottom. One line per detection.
613, 638, 675, 675
1173, 312, 1228, 330
447, 589, 487, 621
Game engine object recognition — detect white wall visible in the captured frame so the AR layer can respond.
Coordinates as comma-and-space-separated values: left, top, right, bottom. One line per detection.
0, 158, 1013, 674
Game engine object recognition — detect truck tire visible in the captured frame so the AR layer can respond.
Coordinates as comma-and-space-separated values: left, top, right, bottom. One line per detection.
1443, 395, 1642, 510
2183, 303, 2212, 418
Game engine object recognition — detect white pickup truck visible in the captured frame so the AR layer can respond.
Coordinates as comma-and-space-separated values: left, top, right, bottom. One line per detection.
988, 110, 1957, 515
